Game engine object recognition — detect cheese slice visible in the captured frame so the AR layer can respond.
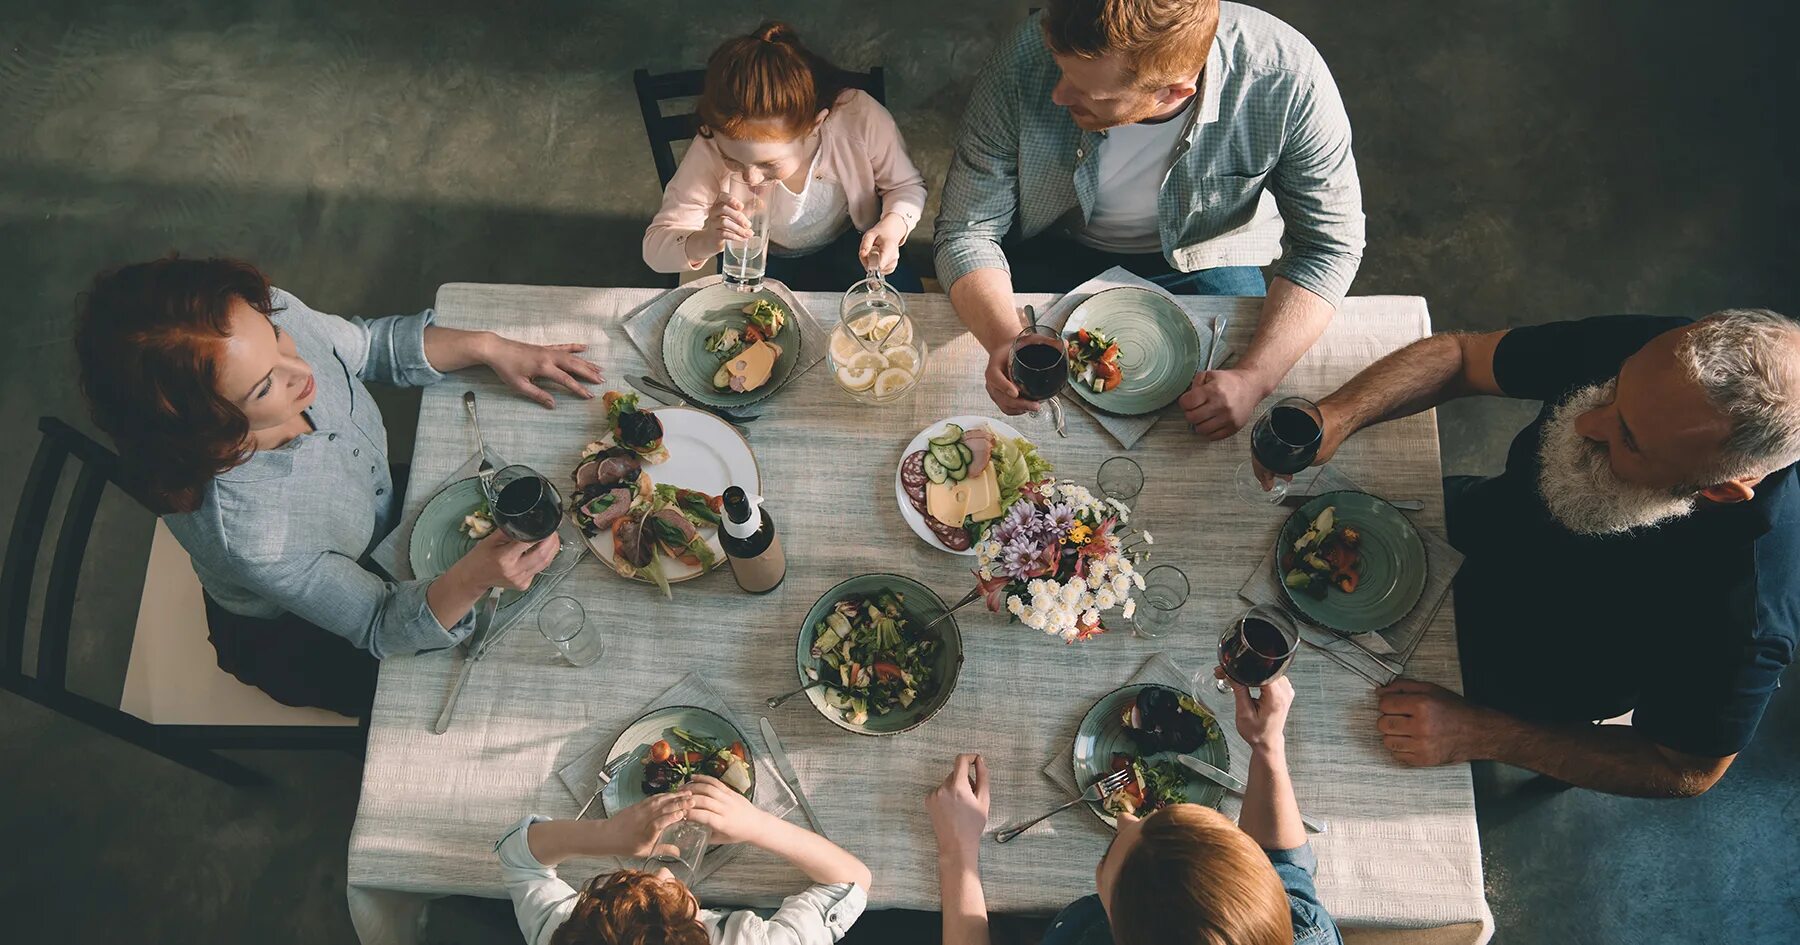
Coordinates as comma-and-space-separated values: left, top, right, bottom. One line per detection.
727, 341, 780, 391
926, 479, 970, 526
966, 465, 1004, 522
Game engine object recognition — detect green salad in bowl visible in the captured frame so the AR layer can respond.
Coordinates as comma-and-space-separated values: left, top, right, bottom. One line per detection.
795, 574, 964, 736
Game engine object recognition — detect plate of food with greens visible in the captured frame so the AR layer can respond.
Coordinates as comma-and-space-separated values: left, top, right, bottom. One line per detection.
1072, 683, 1229, 828
794, 574, 965, 736
662, 285, 801, 408
598, 704, 756, 815
895, 415, 1054, 555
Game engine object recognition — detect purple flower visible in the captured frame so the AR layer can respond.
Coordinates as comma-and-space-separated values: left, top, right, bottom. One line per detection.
1045, 503, 1076, 538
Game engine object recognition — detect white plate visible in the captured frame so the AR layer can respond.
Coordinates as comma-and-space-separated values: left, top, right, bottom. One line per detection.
582, 406, 761, 583
894, 414, 1031, 556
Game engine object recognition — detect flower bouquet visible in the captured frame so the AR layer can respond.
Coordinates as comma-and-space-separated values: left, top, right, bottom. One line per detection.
972, 479, 1151, 642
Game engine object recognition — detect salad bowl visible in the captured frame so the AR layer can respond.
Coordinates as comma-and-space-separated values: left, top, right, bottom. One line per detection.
793, 573, 965, 737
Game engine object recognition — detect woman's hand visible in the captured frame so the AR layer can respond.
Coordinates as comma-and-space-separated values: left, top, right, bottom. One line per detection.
681, 775, 774, 846
858, 213, 909, 275
927, 753, 990, 865
599, 793, 695, 858
450, 531, 560, 592
1229, 674, 1294, 752
481, 335, 603, 409
686, 195, 755, 267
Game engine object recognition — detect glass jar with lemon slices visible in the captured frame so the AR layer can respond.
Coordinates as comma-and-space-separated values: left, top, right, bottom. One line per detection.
831, 268, 928, 404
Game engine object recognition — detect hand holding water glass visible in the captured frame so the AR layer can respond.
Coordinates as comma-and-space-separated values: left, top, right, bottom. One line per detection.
722, 177, 773, 291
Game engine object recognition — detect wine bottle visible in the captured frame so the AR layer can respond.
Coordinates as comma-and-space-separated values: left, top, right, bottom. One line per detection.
721, 486, 785, 594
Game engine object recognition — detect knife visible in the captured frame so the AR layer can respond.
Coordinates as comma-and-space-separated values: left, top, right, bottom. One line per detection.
1177, 754, 1328, 834
759, 716, 828, 839
636, 375, 757, 428
433, 587, 501, 735
1280, 492, 1424, 512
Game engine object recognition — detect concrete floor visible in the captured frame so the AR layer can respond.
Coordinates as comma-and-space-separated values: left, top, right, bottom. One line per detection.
3, 1, 1797, 942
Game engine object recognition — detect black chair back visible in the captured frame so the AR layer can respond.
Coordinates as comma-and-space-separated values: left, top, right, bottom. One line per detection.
631, 66, 888, 191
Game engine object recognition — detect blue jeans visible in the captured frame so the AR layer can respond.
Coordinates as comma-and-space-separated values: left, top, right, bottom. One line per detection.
763, 228, 924, 293
1004, 234, 1268, 296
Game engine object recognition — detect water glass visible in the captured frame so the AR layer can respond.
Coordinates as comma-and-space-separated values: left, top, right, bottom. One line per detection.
1130, 564, 1190, 639
538, 596, 603, 667
641, 819, 711, 885
1097, 456, 1144, 502
722, 177, 772, 291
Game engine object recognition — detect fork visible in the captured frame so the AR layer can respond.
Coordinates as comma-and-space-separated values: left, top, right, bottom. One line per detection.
463, 391, 497, 500
994, 767, 1135, 843
575, 753, 635, 820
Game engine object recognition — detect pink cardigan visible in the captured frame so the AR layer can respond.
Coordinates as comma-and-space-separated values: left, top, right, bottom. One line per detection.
642, 90, 928, 273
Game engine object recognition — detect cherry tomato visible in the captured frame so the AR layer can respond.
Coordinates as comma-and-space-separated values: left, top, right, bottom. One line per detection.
730, 741, 748, 760
871, 661, 905, 683
649, 740, 673, 763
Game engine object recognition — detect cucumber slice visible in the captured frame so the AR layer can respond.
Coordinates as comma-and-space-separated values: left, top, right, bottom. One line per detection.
948, 464, 968, 481
928, 423, 965, 446
957, 443, 973, 466
930, 442, 965, 470
923, 454, 949, 483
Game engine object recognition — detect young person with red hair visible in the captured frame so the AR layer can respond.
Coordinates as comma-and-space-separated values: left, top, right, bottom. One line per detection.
643, 21, 927, 291
73, 256, 602, 715
927, 677, 1343, 945
496, 776, 872, 945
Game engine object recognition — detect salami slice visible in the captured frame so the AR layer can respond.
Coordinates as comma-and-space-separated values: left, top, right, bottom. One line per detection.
903, 449, 973, 550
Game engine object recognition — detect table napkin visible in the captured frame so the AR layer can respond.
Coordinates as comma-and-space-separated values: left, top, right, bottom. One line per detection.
1237, 466, 1462, 685
1031, 653, 1252, 839
622, 274, 828, 403
368, 450, 585, 643
554, 672, 798, 888
1037, 266, 1222, 450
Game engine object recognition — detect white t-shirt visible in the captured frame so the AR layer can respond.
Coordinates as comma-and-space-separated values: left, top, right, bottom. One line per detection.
1072, 98, 1195, 254
768, 142, 851, 256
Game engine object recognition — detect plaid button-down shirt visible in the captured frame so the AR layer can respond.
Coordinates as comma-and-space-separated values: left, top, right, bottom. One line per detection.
934, 4, 1365, 306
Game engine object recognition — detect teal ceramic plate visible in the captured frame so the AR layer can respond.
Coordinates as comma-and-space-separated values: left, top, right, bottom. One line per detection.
1063, 287, 1202, 416
407, 477, 522, 605
796, 573, 966, 736
1275, 490, 1427, 634
662, 283, 802, 408
1073, 683, 1230, 829
599, 705, 757, 815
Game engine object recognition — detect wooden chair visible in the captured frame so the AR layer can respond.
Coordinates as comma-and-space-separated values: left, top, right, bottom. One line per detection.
631, 65, 887, 191
1, 417, 361, 787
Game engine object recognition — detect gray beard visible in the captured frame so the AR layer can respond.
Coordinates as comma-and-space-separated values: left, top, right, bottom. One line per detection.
1536, 382, 1699, 536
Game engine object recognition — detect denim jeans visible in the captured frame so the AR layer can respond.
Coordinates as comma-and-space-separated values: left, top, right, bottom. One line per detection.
1003, 234, 1268, 296
764, 228, 925, 294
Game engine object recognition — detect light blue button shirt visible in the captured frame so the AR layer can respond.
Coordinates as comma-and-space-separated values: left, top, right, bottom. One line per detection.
934, 3, 1365, 304
161, 288, 473, 658
495, 815, 868, 945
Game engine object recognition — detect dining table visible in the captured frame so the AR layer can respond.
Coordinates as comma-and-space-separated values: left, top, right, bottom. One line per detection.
345, 281, 1494, 945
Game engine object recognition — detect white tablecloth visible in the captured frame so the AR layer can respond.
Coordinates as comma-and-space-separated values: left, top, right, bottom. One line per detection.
346, 283, 1492, 945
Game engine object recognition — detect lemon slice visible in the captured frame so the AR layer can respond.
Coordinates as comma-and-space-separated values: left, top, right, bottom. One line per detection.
830, 327, 864, 364
873, 314, 911, 347
873, 366, 915, 399
883, 345, 919, 374
846, 350, 888, 372
850, 313, 880, 337
837, 365, 878, 391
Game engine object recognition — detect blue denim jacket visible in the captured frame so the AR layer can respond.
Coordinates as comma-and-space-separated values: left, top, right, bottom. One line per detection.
161, 289, 473, 657
1039, 843, 1342, 945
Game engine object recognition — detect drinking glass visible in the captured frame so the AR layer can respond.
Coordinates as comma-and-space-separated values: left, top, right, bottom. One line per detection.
538, 596, 603, 667
1130, 564, 1190, 640
1214, 605, 1300, 692
1235, 397, 1324, 504
1008, 324, 1068, 433
1097, 456, 1144, 502
721, 178, 772, 291
490, 464, 565, 544
641, 819, 711, 885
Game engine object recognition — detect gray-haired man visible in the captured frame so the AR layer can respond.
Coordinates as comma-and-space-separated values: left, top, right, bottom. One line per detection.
1267, 310, 1800, 798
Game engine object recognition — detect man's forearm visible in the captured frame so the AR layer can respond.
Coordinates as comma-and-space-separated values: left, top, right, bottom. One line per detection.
1235, 277, 1336, 394
1237, 743, 1306, 852
422, 325, 495, 373
948, 268, 1023, 353
1480, 713, 1726, 798
1315, 333, 1471, 445
938, 853, 992, 945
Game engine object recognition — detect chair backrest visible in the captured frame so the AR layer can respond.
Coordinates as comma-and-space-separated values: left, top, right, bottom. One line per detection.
1, 417, 132, 691
631, 66, 888, 191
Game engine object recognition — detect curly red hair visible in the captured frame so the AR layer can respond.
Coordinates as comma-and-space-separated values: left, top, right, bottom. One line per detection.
551, 869, 708, 945
73, 255, 274, 514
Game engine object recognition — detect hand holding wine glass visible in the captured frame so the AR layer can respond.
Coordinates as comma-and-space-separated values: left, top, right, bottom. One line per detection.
1008, 324, 1069, 438
1235, 397, 1324, 504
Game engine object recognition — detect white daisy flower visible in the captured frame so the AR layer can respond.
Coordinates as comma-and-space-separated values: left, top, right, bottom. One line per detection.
1059, 583, 1082, 607
1024, 610, 1049, 631
1007, 595, 1026, 616
1082, 607, 1101, 626
1134, 572, 1147, 590
1096, 588, 1118, 609
1122, 598, 1138, 619
1112, 574, 1132, 596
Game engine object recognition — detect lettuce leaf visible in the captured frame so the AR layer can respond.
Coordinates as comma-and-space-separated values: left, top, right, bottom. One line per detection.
993, 435, 1054, 509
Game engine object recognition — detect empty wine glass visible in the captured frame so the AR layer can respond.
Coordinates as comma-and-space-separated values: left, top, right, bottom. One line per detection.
538, 596, 603, 667
1236, 397, 1324, 504
1130, 564, 1190, 640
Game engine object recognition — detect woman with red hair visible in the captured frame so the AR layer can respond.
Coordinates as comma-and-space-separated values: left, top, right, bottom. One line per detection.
643, 20, 927, 291
496, 776, 872, 945
73, 256, 603, 716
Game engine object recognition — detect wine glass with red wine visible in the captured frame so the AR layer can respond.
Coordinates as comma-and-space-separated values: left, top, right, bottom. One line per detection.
490, 464, 567, 546
1235, 397, 1324, 504
1213, 605, 1300, 693
1008, 324, 1068, 435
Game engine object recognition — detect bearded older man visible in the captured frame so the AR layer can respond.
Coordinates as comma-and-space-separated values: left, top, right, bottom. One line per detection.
1269, 311, 1800, 797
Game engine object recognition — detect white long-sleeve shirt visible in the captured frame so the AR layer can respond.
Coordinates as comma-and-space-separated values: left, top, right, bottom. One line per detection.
495, 815, 867, 945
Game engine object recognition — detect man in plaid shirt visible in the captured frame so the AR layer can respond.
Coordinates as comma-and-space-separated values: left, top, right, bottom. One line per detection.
934, 0, 1364, 437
